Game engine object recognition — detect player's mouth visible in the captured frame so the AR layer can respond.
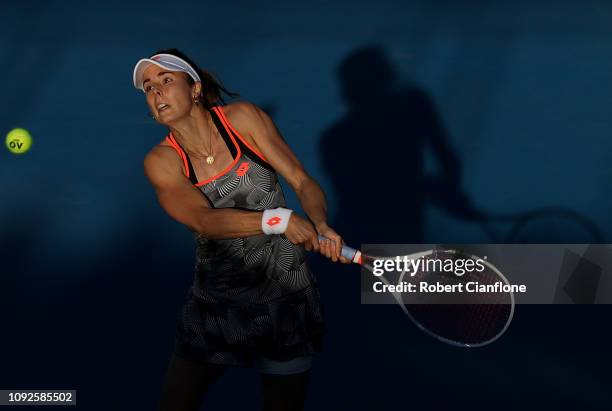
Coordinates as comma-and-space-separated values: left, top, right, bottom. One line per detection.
157, 103, 170, 112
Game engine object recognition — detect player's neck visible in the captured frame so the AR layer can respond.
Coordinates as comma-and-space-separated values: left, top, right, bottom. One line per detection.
168, 107, 214, 156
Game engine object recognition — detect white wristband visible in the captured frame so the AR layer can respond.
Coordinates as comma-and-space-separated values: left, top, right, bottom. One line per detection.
262, 208, 293, 235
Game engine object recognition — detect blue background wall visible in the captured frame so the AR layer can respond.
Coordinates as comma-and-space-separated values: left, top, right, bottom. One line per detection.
1, 1, 611, 409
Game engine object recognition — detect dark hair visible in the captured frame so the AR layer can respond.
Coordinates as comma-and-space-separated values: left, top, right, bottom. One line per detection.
153, 48, 239, 108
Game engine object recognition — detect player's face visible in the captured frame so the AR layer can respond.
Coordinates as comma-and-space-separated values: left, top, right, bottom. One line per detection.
142, 64, 196, 124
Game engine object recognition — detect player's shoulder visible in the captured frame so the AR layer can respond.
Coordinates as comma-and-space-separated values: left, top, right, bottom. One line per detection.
144, 141, 177, 167
221, 101, 265, 127
143, 141, 182, 183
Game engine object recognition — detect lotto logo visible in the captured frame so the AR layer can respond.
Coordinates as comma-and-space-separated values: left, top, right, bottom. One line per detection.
236, 162, 250, 176
267, 217, 281, 226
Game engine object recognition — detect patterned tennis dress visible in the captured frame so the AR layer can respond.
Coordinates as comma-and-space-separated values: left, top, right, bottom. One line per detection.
164, 105, 326, 367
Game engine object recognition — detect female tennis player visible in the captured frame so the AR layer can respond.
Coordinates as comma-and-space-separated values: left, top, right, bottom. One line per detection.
133, 49, 348, 411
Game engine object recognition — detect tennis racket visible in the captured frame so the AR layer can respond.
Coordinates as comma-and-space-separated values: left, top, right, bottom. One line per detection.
319, 236, 514, 347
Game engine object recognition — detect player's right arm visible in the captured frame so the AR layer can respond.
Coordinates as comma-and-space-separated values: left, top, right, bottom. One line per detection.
144, 146, 321, 250
144, 146, 264, 239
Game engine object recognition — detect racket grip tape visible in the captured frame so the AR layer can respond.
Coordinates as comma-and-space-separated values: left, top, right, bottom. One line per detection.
317, 235, 361, 264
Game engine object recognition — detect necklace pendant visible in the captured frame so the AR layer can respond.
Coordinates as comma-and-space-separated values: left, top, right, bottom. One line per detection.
206, 155, 215, 165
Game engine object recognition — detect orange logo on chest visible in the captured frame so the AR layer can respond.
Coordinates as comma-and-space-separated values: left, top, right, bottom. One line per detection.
236, 162, 250, 176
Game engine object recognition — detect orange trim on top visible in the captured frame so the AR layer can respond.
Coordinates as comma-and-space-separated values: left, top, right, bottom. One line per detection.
195, 107, 242, 186
216, 105, 270, 164
163, 111, 244, 187
165, 134, 190, 179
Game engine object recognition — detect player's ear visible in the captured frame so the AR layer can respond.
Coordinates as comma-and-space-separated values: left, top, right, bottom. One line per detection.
192, 81, 202, 98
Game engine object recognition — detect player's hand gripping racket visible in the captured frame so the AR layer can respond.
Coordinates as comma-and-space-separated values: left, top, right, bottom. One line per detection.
319, 236, 514, 347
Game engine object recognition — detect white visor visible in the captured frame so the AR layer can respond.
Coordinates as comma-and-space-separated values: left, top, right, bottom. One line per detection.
133, 53, 201, 91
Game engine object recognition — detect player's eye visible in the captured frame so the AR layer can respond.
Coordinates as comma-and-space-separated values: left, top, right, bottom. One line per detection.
163, 77, 173, 84
144, 85, 153, 92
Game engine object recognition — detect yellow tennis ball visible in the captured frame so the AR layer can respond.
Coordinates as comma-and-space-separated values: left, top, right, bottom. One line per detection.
6, 128, 32, 154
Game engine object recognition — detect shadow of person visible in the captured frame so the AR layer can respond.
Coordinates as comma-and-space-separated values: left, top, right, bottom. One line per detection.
320, 45, 478, 246
311, 45, 609, 411
313, 46, 483, 398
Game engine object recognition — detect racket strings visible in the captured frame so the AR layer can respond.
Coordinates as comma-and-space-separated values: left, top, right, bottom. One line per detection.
400, 251, 513, 346
407, 303, 511, 345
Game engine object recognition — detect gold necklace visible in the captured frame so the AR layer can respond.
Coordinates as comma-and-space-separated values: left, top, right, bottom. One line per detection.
204, 114, 215, 165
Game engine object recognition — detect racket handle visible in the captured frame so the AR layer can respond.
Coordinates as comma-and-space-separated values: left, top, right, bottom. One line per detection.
317, 235, 361, 264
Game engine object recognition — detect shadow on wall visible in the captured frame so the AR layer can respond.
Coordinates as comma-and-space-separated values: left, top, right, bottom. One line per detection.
320, 45, 476, 245
307, 44, 609, 411
319, 45, 605, 246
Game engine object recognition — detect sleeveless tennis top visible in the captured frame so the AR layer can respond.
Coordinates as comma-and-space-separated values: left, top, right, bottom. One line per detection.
165, 105, 325, 367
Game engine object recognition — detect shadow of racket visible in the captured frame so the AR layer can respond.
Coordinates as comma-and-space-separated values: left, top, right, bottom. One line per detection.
481, 207, 605, 244
424, 176, 605, 244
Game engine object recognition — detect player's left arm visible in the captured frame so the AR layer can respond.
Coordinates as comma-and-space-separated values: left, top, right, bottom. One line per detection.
230, 102, 348, 262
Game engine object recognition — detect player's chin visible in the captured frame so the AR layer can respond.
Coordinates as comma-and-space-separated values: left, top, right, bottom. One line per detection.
157, 109, 182, 124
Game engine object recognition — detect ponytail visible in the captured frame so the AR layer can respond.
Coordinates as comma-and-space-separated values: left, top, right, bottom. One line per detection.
196, 68, 240, 109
